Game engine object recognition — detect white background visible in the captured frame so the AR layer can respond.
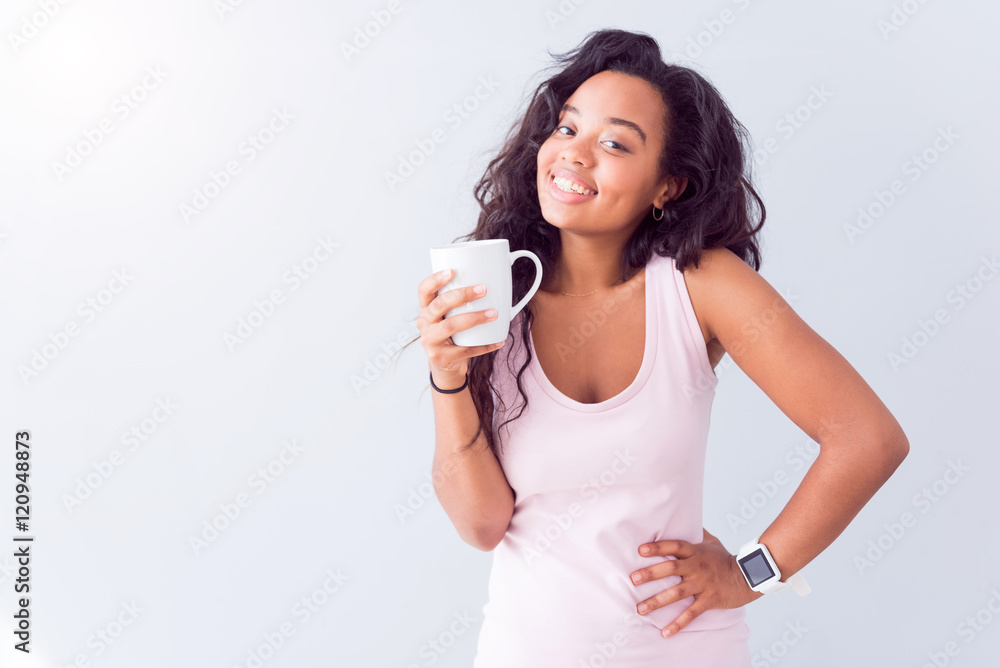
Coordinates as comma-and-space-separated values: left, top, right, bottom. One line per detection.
1, 0, 998, 666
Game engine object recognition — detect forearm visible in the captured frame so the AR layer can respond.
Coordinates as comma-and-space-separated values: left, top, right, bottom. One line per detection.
430, 367, 514, 551
756, 434, 909, 580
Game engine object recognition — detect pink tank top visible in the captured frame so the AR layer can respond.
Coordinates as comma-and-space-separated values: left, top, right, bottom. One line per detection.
473, 251, 752, 667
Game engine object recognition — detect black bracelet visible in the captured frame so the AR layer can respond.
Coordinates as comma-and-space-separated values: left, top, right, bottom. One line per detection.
429, 370, 469, 394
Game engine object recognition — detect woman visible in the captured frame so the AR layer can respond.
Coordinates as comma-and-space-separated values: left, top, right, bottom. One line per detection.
410, 29, 909, 665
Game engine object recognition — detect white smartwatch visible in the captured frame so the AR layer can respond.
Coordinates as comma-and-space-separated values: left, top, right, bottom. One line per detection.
736, 536, 810, 596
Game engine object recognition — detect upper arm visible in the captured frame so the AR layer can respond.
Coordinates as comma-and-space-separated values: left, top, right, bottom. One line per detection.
683, 248, 908, 456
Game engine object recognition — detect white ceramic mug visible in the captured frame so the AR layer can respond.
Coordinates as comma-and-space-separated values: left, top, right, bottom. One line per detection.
429, 239, 543, 346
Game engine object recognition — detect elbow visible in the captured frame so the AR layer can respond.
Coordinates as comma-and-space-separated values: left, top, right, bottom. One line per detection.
880, 428, 910, 474
468, 535, 502, 552
894, 433, 910, 462
833, 424, 910, 479
471, 527, 509, 552
465, 519, 512, 552
466, 496, 515, 552
889, 424, 910, 460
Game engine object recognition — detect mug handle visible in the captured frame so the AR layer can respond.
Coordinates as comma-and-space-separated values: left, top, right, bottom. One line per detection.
509, 250, 543, 318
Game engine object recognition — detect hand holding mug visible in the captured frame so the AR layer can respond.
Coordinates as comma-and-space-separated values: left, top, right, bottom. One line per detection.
419, 239, 543, 388
417, 268, 508, 384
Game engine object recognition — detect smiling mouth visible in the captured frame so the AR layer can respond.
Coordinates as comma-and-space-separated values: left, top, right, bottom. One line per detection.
551, 174, 597, 196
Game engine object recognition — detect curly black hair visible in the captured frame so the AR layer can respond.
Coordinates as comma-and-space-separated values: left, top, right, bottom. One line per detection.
398, 28, 764, 457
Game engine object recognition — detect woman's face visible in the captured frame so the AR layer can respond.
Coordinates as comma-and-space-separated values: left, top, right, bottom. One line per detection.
536, 70, 681, 235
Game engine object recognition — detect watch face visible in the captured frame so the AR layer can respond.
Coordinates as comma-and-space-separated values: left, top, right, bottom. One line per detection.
739, 548, 776, 587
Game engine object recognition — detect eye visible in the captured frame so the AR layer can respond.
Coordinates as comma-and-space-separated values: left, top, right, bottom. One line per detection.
554, 126, 627, 152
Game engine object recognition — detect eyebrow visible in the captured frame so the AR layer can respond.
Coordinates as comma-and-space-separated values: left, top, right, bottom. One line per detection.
560, 103, 647, 145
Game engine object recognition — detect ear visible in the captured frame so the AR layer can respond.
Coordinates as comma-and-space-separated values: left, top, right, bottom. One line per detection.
656, 175, 688, 207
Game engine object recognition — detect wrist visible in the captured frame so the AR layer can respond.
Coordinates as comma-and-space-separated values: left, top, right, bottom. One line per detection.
430, 367, 468, 392
736, 537, 811, 597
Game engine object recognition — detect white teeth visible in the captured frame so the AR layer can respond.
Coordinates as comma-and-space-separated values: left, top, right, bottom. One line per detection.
553, 176, 596, 195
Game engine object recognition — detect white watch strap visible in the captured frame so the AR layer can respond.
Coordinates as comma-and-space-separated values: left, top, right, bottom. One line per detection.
786, 572, 811, 596
757, 577, 789, 594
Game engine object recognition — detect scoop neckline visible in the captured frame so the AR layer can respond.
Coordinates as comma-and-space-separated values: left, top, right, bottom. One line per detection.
526, 260, 658, 413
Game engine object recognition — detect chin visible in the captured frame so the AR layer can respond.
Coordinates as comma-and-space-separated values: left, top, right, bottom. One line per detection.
538, 209, 575, 231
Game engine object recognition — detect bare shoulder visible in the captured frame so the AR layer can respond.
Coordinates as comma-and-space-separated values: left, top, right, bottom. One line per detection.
680, 246, 781, 345
681, 247, 907, 449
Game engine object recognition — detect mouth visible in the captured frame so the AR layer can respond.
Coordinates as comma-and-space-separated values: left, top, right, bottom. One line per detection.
547, 172, 598, 202
551, 173, 597, 195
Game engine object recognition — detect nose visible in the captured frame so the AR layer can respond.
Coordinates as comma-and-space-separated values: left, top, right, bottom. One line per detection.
559, 135, 592, 168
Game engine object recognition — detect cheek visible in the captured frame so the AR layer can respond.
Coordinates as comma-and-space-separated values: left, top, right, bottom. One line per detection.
601, 171, 648, 206
537, 138, 558, 167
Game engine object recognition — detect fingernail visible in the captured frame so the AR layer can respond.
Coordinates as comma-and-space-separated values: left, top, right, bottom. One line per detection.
640, 545, 651, 555
662, 628, 672, 638
438, 269, 450, 279
474, 285, 486, 295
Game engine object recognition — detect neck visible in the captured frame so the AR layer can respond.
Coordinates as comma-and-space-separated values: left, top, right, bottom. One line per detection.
543, 239, 630, 296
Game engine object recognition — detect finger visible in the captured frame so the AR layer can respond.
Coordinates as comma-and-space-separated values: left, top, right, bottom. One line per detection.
428, 283, 486, 324
434, 308, 499, 351
429, 334, 504, 373
661, 602, 707, 639
450, 340, 507, 360
639, 539, 695, 558
635, 580, 694, 617
630, 556, 680, 585
418, 268, 453, 309
431, 329, 506, 371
